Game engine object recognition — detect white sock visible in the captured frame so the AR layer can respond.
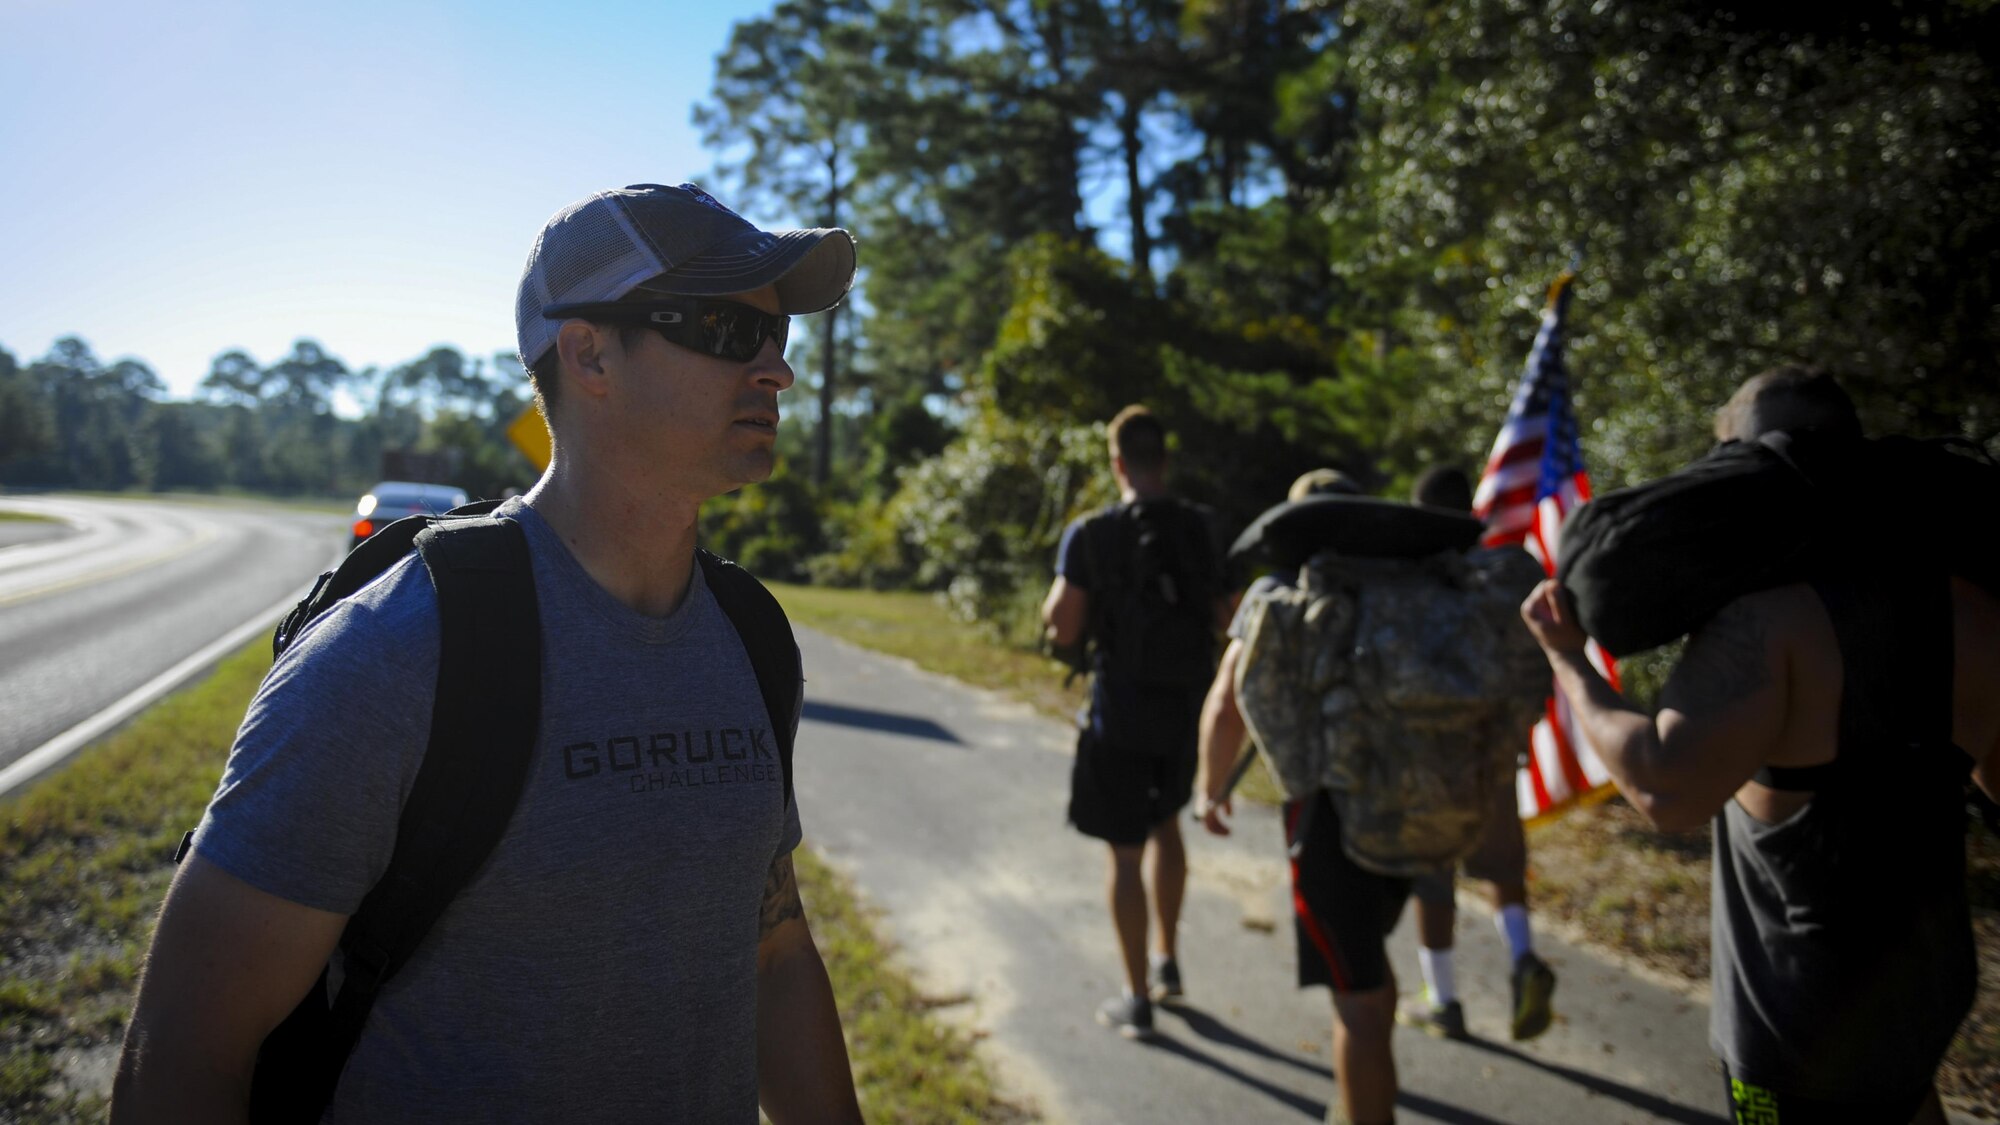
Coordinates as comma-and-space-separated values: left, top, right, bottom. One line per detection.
1417, 946, 1457, 1005
1497, 905, 1534, 965
1150, 951, 1174, 969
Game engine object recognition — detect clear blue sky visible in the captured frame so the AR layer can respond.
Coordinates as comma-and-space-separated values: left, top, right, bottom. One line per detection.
0, 0, 782, 400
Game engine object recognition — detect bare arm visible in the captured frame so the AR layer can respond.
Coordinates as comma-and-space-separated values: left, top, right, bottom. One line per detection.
1042, 577, 1088, 649
112, 855, 347, 1125
1213, 590, 1238, 636
1195, 639, 1249, 835
1955, 576, 2000, 803
1522, 581, 1788, 832
755, 851, 860, 1125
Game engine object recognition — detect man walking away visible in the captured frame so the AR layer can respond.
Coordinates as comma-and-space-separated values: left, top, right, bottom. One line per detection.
1198, 466, 1545, 1125
1522, 368, 1998, 1124
1042, 405, 1230, 1040
1195, 468, 1404, 1125
1402, 466, 1556, 1043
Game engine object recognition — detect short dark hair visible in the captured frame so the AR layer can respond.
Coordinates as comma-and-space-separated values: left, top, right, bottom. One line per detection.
1289, 468, 1364, 501
525, 322, 649, 417
1108, 404, 1167, 474
1411, 466, 1473, 512
1714, 366, 1861, 442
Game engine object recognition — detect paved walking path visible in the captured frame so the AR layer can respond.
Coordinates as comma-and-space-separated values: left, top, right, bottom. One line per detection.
793, 627, 1743, 1124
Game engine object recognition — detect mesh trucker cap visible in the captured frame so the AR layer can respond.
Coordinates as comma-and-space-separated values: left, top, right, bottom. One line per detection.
515, 182, 857, 366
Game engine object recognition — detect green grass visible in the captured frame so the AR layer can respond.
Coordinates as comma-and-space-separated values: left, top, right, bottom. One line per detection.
0, 638, 1015, 1122
0, 510, 59, 523
767, 581, 1291, 807
0, 641, 265, 1121
769, 582, 1088, 725
794, 848, 1023, 1123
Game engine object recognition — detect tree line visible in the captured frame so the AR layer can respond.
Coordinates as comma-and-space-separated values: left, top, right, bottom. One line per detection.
4, 0, 1993, 647
698, 0, 1997, 641
0, 337, 537, 501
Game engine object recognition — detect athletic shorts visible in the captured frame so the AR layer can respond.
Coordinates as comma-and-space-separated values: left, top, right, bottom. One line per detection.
1286, 792, 1411, 993
1067, 727, 1197, 847
1722, 1068, 1933, 1124
1413, 778, 1528, 905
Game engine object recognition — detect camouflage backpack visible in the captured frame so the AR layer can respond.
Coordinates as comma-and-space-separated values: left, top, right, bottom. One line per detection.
1233, 547, 1548, 876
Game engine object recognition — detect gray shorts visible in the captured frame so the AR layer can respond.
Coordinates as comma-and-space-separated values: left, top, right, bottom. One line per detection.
1413, 778, 1527, 904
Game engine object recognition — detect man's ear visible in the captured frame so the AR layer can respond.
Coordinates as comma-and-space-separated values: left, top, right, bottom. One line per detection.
555, 321, 614, 401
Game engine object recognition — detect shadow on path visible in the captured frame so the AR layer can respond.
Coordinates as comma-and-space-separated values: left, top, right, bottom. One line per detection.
1158, 1002, 1713, 1123
1164, 1003, 1334, 1080
800, 700, 963, 746
1139, 1026, 1511, 1125
1394, 1089, 1510, 1124
1138, 1032, 1327, 1119
1460, 1037, 1726, 1124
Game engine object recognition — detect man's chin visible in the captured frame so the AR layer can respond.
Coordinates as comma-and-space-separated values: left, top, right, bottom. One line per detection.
722, 453, 777, 491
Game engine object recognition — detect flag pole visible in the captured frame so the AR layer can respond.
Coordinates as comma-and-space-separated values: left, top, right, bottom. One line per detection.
1547, 270, 1575, 311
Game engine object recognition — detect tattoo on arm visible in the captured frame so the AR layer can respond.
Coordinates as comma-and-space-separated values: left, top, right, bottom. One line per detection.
1665, 599, 1772, 715
759, 853, 804, 940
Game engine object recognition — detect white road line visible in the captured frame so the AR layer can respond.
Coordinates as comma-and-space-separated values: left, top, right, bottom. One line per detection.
0, 579, 317, 799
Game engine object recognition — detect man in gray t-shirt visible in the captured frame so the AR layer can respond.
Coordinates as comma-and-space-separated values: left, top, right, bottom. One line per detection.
113, 184, 864, 1124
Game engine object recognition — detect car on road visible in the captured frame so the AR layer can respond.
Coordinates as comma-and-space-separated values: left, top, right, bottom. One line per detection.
350, 481, 470, 550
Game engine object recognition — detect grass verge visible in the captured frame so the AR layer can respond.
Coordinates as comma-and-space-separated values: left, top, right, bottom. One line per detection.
0, 510, 59, 523
1, 639, 1018, 1123
796, 847, 1026, 1123
770, 582, 1088, 726
0, 644, 266, 1122
767, 582, 1291, 807
768, 580, 2000, 1119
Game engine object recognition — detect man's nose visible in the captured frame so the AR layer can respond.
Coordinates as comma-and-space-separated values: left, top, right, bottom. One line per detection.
752, 341, 795, 391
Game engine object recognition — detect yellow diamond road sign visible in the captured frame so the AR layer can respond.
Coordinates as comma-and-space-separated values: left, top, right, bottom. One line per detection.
507, 403, 552, 473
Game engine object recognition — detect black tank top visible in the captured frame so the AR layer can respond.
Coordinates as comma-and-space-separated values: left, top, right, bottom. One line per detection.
1709, 572, 1976, 1099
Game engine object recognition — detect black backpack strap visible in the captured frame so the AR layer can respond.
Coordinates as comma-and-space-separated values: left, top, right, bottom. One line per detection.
1077, 504, 1126, 662
306, 515, 541, 1114
272, 502, 508, 659
697, 549, 802, 811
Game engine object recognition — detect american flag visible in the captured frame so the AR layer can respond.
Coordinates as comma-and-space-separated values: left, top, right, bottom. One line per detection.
1473, 273, 1619, 823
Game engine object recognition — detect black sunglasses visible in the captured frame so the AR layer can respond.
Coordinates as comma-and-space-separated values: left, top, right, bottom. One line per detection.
543, 299, 789, 363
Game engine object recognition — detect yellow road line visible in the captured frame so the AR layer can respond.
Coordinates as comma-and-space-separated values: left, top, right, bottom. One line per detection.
0, 524, 221, 608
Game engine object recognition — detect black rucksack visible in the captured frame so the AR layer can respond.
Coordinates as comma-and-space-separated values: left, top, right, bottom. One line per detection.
1075, 500, 1220, 746
176, 500, 802, 1123
1227, 493, 1485, 572
1556, 431, 2000, 657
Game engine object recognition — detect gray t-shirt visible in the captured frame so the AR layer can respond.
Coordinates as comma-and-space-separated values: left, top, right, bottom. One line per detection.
194, 500, 802, 1123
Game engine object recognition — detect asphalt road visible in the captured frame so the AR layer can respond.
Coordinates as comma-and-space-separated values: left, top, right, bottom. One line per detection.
787, 624, 1819, 1125
0, 494, 344, 787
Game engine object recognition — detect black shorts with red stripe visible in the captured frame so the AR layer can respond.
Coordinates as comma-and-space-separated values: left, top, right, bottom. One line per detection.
1285, 792, 1412, 993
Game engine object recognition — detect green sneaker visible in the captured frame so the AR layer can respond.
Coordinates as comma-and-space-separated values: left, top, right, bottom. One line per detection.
1398, 998, 1469, 1040
1510, 951, 1557, 1041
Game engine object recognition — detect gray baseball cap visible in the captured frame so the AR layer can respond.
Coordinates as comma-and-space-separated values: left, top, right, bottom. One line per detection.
515, 182, 857, 366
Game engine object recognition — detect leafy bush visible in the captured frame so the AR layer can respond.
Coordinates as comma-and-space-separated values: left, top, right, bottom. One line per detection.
700, 457, 828, 583
891, 402, 1112, 633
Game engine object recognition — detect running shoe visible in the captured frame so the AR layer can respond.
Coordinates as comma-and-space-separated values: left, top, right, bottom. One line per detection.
1510, 951, 1557, 1041
1148, 957, 1184, 1004
1095, 993, 1155, 1040
1398, 998, 1469, 1041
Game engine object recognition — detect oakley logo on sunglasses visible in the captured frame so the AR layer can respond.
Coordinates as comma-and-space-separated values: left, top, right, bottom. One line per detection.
543, 299, 789, 363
